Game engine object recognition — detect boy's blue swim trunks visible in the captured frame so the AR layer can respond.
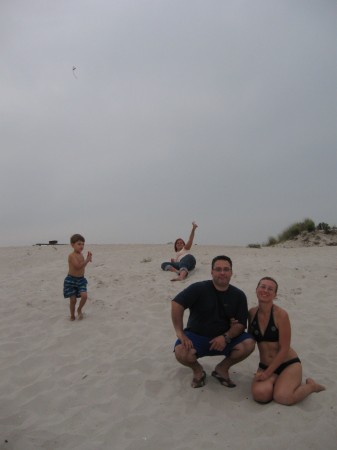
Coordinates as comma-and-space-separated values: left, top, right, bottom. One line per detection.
63, 275, 88, 298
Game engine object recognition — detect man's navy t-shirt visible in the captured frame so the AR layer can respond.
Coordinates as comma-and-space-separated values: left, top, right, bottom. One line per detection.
173, 280, 248, 338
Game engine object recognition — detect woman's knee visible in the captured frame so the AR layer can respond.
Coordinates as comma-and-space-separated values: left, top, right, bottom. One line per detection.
252, 384, 273, 404
189, 256, 196, 270
273, 389, 295, 405
180, 255, 196, 271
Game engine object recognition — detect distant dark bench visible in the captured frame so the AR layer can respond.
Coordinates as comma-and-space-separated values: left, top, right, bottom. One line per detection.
34, 241, 66, 246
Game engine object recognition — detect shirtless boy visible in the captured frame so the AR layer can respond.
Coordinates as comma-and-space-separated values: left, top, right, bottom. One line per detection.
63, 234, 92, 321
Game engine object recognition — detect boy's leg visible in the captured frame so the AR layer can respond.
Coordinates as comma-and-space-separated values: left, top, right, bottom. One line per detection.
77, 292, 87, 319
69, 296, 77, 321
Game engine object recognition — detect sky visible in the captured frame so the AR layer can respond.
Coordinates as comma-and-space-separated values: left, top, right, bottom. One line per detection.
1, 0, 336, 247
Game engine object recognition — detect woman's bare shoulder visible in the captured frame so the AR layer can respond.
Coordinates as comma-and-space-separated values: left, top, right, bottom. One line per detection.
248, 306, 258, 316
273, 304, 290, 324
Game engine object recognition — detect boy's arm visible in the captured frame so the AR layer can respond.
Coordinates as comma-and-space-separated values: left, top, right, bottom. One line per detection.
69, 252, 92, 271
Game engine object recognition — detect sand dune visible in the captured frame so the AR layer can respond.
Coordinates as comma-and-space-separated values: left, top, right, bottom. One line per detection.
0, 244, 336, 450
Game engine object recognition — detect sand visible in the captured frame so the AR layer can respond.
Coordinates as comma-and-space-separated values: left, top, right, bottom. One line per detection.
0, 244, 336, 450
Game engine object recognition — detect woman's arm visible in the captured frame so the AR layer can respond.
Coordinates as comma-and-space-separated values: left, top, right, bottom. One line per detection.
184, 222, 198, 250
248, 307, 257, 332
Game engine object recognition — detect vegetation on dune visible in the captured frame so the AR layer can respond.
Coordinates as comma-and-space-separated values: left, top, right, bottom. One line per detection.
268, 218, 315, 245
317, 222, 332, 233
247, 219, 336, 248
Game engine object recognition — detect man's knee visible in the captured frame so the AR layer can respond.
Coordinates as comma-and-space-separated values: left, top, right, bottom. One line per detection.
232, 338, 255, 357
242, 338, 256, 354
174, 344, 197, 363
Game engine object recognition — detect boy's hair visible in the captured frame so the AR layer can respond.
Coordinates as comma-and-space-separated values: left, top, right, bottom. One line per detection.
257, 277, 278, 293
212, 255, 233, 269
70, 234, 85, 244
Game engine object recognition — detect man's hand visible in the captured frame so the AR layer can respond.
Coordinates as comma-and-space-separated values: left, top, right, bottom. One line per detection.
209, 335, 226, 351
177, 332, 194, 350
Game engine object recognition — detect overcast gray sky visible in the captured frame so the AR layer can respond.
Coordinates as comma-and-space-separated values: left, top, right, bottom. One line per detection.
1, 0, 336, 247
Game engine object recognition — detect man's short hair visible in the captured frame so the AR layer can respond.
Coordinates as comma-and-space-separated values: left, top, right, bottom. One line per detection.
212, 255, 232, 269
70, 234, 85, 244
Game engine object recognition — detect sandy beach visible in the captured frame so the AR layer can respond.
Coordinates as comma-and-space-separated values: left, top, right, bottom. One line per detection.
0, 244, 336, 450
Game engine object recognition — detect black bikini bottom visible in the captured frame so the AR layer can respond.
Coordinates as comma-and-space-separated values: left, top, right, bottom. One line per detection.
259, 357, 301, 375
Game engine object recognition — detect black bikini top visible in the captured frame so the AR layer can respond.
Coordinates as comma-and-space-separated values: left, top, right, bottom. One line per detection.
249, 306, 279, 343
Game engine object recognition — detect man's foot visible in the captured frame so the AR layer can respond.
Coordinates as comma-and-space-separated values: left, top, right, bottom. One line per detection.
77, 310, 84, 320
70, 316, 76, 321
191, 371, 206, 388
306, 378, 326, 393
212, 371, 236, 388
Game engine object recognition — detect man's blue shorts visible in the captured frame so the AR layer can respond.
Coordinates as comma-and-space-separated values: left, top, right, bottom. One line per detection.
174, 330, 253, 358
63, 275, 88, 298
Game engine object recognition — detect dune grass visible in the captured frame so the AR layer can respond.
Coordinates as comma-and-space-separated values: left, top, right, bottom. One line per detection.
265, 218, 315, 246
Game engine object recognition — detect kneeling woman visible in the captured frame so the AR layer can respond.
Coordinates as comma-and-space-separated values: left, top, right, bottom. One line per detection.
248, 277, 325, 405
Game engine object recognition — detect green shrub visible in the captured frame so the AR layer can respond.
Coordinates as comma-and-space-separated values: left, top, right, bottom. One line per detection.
317, 222, 331, 234
266, 236, 277, 246
265, 218, 316, 246
277, 218, 315, 242
303, 218, 316, 232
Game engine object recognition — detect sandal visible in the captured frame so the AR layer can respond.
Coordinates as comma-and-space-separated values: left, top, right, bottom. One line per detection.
191, 370, 206, 388
211, 371, 236, 388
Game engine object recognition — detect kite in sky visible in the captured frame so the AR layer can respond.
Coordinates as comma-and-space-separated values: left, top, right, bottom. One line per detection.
72, 66, 77, 79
